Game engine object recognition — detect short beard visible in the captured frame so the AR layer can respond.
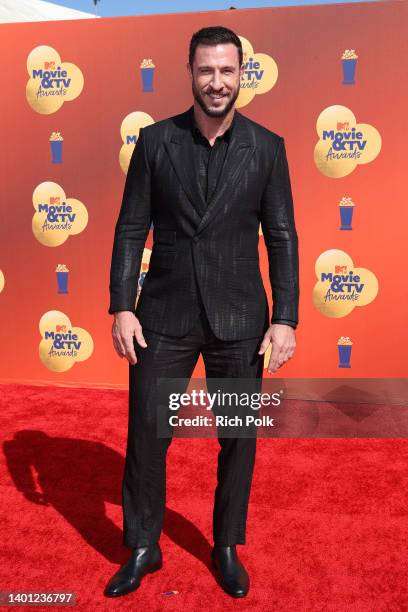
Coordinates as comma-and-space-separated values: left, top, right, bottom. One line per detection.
191, 79, 240, 118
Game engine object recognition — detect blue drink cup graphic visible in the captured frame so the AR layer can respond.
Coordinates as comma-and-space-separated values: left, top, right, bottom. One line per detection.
342, 58, 357, 85
339, 205, 354, 230
57, 271, 68, 294
141, 67, 154, 92
338, 344, 352, 368
51, 140, 63, 163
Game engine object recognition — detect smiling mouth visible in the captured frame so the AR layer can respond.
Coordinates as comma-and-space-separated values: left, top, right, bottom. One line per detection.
207, 93, 227, 99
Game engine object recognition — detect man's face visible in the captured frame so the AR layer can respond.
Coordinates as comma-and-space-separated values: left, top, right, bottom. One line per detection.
188, 43, 243, 118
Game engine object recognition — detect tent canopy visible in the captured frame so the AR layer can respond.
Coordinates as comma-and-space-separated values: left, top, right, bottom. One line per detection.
0, 0, 99, 23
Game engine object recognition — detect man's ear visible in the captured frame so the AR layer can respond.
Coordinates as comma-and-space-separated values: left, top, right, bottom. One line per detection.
186, 62, 192, 80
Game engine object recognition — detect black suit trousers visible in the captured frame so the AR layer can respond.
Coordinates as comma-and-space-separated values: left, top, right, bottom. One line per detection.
122, 305, 266, 548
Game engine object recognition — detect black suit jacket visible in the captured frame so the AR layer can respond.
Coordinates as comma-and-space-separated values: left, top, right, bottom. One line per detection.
108, 105, 299, 340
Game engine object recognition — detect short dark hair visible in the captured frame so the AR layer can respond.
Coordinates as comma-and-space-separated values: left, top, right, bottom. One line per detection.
189, 26, 243, 68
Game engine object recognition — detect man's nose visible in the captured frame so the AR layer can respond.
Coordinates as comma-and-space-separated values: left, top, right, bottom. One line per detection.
211, 72, 223, 90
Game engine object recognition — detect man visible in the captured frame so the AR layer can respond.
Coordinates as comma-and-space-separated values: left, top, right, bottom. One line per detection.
104, 26, 299, 599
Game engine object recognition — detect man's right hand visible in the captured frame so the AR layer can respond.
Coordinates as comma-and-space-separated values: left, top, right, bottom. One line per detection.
111, 311, 147, 365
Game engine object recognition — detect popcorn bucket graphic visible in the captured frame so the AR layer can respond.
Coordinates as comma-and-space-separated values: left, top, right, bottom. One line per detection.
341, 50, 358, 85
56, 265, 69, 293
342, 59, 357, 84
51, 141, 63, 163
338, 197, 354, 230
50, 132, 64, 163
140, 59, 155, 92
338, 337, 353, 368
339, 205, 354, 230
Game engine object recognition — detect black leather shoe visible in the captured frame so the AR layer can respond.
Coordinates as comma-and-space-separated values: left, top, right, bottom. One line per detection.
211, 545, 249, 597
104, 543, 162, 598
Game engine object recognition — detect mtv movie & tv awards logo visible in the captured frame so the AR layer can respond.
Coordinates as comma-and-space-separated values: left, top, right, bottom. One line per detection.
26, 46, 84, 114
39, 311, 93, 372
32, 182, 88, 246
314, 106, 381, 177
119, 112, 155, 174
236, 36, 277, 108
313, 250, 378, 318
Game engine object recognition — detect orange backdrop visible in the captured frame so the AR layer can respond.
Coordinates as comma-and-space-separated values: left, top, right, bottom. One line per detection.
0, 1, 407, 389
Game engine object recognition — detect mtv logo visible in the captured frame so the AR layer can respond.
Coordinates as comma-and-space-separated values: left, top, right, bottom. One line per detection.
56, 325, 67, 332
335, 265, 347, 274
45, 61, 55, 70
337, 121, 349, 131
50, 196, 60, 205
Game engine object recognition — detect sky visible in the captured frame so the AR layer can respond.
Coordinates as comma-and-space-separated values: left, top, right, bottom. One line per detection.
47, 0, 379, 17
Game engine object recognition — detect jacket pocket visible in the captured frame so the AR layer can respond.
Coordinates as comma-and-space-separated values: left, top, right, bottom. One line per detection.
153, 228, 177, 246
234, 257, 259, 262
149, 249, 176, 269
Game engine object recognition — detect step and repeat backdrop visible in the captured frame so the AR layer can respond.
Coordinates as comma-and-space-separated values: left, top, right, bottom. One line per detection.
1, 1, 406, 388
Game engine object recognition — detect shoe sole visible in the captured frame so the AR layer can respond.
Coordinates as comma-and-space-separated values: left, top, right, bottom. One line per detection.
104, 559, 163, 598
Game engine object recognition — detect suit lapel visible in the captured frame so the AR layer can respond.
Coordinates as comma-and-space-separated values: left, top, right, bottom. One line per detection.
164, 105, 256, 232
164, 107, 207, 218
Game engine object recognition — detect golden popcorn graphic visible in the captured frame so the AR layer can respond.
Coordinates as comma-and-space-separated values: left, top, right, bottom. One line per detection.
119, 111, 155, 174
314, 106, 381, 177
339, 196, 354, 207
39, 311, 94, 372
140, 58, 155, 68
136, 247, 152, 305
236, 36, 278, 109
338, 336, 353, 345
342, 49, 358, 60
0, 269, 4, 293
56, 264, 69, 272
26, 46, 84, 114
32, 182, 88, 247
49, 131, 64, 141
313, 249, 379, 318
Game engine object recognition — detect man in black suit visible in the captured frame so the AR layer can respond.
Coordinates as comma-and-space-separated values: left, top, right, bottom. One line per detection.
104, 26, 299, 598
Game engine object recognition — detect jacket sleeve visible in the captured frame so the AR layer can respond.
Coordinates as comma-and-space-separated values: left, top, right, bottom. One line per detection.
260, 136, 299, 328
108, 127, 152, 314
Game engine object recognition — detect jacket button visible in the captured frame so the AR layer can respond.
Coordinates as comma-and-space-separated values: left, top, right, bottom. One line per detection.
192, 235, 199, 243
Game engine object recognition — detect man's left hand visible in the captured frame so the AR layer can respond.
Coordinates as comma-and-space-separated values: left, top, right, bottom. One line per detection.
258, 324, 296, 373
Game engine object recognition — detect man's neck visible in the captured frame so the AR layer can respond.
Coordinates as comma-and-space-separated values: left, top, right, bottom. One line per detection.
193, 103, 235, 144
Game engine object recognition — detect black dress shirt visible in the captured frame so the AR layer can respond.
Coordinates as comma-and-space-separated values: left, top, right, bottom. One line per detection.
188, 111, 235, 205
188, 110, 297, 330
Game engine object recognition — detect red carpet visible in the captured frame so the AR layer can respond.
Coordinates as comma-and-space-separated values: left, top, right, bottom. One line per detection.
1, 383, 407, 610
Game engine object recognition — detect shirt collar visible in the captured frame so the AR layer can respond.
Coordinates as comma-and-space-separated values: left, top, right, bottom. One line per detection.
189, 105, 236, 142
